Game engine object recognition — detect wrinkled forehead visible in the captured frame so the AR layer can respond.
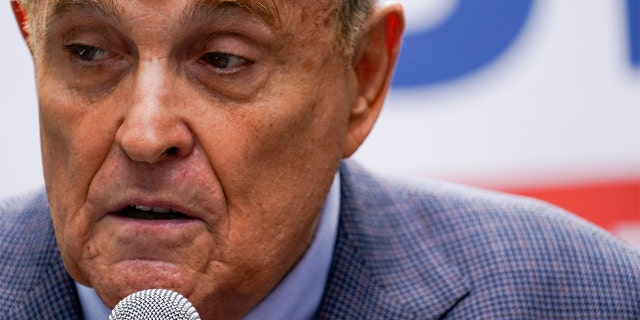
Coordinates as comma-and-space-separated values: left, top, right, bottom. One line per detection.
35, 0, 341, 34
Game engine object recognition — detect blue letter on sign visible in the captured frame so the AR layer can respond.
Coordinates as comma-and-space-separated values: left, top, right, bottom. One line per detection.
393, 0, 535, 88
628, 0, 640, 68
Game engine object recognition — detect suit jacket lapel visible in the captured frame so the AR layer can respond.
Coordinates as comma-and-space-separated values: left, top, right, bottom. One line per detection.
0, 191, 83, 319
18, 242, 84, 319
317, 161, 470, 319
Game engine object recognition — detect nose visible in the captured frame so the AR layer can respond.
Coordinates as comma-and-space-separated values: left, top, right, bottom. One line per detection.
115, 61, 194, 164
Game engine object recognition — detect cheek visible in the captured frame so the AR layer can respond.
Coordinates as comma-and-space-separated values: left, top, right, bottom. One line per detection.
38, 73, 122, 189
205, 91, 347, 193
37, 80, 120, 263
39, 84, 83, 216
199, 87, 348, 236
39, 92, 108, 198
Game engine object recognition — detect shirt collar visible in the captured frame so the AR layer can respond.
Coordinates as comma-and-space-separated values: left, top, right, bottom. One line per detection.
76, 172, 341, 320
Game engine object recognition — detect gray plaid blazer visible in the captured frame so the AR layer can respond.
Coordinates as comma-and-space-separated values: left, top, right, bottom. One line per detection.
1, 160, 639, 319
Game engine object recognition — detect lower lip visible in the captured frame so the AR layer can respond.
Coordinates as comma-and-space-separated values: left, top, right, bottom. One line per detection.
101, 214, 207, 262
105, 213, 202, 230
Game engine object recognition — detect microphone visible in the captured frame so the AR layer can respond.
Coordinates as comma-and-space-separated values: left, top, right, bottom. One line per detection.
109, 288, 201, 320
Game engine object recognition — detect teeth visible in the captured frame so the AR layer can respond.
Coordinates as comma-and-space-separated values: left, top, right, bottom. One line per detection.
134, 205, 171, 213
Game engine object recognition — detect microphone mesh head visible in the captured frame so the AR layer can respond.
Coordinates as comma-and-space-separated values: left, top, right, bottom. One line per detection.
109, 289, 201, 320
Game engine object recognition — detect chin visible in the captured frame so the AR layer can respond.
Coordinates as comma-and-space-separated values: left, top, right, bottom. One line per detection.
89, 259, 197, 308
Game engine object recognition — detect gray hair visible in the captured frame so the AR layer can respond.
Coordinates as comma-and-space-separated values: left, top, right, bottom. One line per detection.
336, 0, 377, 55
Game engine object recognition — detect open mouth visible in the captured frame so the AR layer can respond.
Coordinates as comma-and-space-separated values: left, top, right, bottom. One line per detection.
117, 205, 190, 220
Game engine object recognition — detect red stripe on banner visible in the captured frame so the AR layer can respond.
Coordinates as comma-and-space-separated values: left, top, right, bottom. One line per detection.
503, 178, 640, 230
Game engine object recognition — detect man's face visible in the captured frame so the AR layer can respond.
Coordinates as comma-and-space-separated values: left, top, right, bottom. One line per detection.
30, 0, 358, 317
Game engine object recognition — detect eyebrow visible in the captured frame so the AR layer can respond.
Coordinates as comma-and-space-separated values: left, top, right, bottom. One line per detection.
186, 0, 281, 29
50, 0, 122, 23
47, 0, 282, 30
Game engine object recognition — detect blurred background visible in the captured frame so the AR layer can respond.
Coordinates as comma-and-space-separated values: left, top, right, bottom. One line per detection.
1, 0, 638, 246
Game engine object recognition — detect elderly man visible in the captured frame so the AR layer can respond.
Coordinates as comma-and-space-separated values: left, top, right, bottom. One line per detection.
1, 0, 639, 319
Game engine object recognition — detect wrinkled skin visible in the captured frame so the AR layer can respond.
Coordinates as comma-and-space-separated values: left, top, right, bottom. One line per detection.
13, 0, 403, 318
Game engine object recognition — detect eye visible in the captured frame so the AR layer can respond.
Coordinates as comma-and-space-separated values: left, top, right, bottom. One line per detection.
65, 44, 110, 62
201, 52, 251, 70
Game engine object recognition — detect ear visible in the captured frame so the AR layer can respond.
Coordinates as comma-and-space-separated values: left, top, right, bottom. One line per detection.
11, 1, 32, 50
342, 3, 404, 158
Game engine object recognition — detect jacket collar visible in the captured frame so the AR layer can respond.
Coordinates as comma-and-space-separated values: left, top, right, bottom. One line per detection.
318, 161, 470, 318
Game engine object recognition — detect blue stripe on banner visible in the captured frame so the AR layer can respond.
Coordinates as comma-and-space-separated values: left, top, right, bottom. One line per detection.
628, 0, 640, 68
